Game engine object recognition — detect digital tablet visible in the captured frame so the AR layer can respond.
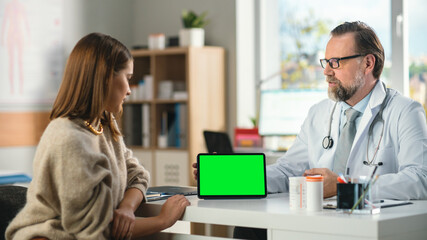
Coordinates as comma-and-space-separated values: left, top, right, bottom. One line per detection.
197, 153, 267, 199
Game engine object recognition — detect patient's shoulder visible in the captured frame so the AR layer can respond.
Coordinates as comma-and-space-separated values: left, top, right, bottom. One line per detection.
40, 118, 93, 148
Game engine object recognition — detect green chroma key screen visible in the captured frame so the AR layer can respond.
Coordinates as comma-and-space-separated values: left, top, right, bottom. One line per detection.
197, 153, 267, 199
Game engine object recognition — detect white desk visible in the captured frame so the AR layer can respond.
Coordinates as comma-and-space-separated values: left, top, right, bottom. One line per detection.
136, 193, 427, 240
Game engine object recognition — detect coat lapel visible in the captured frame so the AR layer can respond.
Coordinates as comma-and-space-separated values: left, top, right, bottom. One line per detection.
348, 81, 387, 162
318, 101, 342, 168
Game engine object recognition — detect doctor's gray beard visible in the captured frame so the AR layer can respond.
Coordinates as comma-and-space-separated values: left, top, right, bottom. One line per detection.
327, 70, 365, 102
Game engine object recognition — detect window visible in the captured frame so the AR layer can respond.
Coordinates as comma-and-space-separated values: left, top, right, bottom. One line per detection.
254, 0, 424, 137
408, 0, 427, 110
278, 0, 391, 90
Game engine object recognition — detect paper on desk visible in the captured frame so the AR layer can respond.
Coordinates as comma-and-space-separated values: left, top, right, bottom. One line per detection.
323, 196, 337, 209
378, 199, 413, 208
147, 195, 171, 202
322, 197, 412, 209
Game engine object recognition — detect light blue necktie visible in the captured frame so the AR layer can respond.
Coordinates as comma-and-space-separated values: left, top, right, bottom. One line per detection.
333, 108, 361, 174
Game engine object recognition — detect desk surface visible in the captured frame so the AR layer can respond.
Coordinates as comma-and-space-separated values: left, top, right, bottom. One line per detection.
136, 193, 427, 240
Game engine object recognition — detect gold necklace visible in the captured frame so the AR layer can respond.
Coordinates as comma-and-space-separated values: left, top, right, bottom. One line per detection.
84, 120, 103, 135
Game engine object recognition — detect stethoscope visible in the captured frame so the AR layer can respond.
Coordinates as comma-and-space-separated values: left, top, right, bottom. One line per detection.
322, 84, 394, 167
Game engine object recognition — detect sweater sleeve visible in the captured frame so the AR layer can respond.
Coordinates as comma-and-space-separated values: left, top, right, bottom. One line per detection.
123, 143, 150, 197
52, 131, 115, 239
7, 121, 115, 240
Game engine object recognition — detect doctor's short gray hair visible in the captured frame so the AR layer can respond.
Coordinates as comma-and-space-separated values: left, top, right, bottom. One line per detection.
331, 21, 384, 80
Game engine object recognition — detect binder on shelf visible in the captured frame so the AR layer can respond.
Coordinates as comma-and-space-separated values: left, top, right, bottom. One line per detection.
123, 104, 133, 146
161, 111, 168, 136
167, 111, 177, 147
123, 104, 142, 146
175, 103, 187, 148
175, 104, 181, 147
142, 104, 150, 147
157, 105, 188, 148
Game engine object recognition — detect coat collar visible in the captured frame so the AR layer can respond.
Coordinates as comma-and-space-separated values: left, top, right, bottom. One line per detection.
368, 80, 387, 110
349, 80, 386, 164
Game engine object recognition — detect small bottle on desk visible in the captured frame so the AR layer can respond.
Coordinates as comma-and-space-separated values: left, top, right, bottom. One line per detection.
306, 175, 324, 211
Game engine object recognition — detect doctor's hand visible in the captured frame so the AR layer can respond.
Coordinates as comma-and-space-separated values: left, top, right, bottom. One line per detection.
304, 168, 338, 198
192, 162, 198, 181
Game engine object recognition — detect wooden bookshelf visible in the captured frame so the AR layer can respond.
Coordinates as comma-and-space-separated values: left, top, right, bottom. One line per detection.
122, 47, 226, 186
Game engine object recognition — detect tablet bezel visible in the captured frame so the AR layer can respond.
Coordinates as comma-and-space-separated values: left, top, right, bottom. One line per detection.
197, 153, 267, 199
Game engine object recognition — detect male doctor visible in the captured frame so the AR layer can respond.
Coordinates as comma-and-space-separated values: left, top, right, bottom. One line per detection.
192, 21, 426, 239
267, 21, 427, 200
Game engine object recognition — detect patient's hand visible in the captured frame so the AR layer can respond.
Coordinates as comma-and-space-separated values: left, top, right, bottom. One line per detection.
159, 195, 190, 228
111, 205, 135, 240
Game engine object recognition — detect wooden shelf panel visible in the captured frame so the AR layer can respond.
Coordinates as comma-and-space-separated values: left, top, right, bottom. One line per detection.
124, 99, 187, 104
131, 47, 188, 57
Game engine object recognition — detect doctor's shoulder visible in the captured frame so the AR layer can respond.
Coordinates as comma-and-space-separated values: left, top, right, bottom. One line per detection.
384, 92, 425, 117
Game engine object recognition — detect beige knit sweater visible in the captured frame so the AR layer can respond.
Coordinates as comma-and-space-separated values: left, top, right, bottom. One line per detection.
6, 117, 150, 240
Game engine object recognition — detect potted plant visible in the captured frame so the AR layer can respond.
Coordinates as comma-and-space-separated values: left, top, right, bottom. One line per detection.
179, 10, 209, 47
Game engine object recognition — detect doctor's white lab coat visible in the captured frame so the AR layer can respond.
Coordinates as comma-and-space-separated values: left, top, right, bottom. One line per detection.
266, 81, 427, 200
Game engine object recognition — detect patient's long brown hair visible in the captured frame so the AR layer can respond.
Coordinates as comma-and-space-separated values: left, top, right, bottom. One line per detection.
50, 32, 132, 140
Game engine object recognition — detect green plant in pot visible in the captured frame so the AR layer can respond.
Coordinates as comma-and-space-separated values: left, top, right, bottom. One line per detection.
180, 10, 209, 47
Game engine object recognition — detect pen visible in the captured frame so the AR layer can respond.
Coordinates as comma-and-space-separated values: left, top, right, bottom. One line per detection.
350, 175, 379, 214
338, 173, 348, 183
367, 166, 379, 185
362, 165, 379, 192
337, 177, 347, 184
349, 166, 379, 213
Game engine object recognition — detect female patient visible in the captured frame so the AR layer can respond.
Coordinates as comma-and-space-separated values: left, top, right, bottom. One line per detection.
6, 33, 190, 240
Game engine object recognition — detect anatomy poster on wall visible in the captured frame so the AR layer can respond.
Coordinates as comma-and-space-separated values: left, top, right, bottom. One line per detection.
0, 0, 63, 111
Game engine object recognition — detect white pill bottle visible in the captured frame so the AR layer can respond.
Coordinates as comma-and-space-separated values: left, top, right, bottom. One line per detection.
306, 175, 324, 211
289, 177, 307, 210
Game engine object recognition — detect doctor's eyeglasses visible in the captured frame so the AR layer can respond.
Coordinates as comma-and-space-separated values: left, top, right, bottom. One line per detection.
320, 54, 363, 69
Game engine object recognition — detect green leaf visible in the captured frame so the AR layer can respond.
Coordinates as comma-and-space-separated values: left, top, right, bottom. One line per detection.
181, 9, 209, 28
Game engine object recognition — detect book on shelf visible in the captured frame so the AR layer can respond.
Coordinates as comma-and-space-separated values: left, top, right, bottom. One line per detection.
123, 104, 141, 146
123, 104, 152, 147
167, 110, 177, 147
159, 103, 187, 148
173, 91, 188, 100
175, 103, 187, 148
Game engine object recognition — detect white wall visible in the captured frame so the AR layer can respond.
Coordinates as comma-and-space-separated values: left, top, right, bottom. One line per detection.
63, 0, 134, 54
1, 0, 256, 173
236, 0, 256, 128
0, 147, 36, 175
0, 0, 135, 175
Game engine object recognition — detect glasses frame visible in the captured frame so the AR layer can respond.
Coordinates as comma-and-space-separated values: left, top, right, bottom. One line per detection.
320, 54, 363, 69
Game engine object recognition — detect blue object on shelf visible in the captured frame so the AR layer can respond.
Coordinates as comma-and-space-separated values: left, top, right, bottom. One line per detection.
0, 174, 32, 185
